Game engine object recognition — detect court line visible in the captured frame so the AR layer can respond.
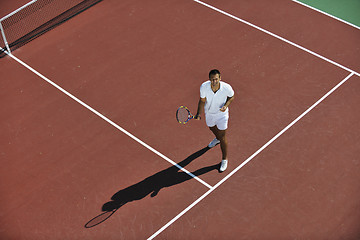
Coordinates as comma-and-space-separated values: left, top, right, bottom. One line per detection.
149, 1, 359, 238
148, 72, 355, 239
6, 52, 213, 190
193, 0, 360, 77
0, 46, 8, 53
291, 0, 360, 31
2, 0, 356, 236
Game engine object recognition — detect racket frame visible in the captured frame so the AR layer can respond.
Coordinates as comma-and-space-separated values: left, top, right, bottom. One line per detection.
176, 106, 194, 124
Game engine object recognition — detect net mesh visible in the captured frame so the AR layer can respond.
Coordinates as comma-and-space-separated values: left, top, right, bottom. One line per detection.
0, 0, 102, 57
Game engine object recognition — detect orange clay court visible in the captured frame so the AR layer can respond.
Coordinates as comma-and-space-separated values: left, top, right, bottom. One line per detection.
1, 0, 359, 239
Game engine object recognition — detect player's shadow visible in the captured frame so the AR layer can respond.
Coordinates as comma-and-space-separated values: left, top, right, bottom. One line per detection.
103, 146, 219, 210
85, 147, 218, 228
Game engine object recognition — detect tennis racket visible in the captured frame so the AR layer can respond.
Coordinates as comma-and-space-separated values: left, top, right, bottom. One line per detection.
85, 209, 118, 228
176, 106, 197, 124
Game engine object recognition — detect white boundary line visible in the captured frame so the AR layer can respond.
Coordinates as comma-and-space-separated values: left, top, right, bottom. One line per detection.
2, 0, 358, 237
291, 0, 360, 31
148, 1, 360, 238
0, 46, 9, 54
148, 72, 355, 239
6, 52, 213, 190
193, 0, 360, 77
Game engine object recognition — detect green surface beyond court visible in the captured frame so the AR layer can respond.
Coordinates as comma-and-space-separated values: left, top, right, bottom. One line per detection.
298, 0, 360, 27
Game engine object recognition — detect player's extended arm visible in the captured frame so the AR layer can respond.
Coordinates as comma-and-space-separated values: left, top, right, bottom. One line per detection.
195, 97, 206, 119
220, 95, 235, 112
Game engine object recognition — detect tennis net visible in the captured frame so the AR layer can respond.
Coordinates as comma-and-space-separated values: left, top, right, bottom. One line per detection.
0, 0, 102, 57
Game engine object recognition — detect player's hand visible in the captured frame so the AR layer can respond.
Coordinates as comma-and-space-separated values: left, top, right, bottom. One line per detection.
194, 114, 201, 120
220, 106, 227, 112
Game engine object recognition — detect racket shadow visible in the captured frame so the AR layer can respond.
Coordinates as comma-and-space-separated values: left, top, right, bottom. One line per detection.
85, 146, 219, 228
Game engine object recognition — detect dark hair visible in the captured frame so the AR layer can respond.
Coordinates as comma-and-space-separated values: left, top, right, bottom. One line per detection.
209, 69, 221, 78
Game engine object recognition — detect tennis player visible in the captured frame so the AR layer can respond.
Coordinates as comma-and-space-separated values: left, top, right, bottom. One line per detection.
194, 69, 235, 172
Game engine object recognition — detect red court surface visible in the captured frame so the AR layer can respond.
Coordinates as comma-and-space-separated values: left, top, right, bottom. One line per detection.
1, 0, 360, 239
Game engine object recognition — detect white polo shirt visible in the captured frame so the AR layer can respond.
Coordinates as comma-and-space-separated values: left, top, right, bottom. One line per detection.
200, 81, 234, 115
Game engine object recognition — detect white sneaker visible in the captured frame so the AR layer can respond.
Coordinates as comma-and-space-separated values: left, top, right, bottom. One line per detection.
208, 138, 220, 148
220, 160, 228, 172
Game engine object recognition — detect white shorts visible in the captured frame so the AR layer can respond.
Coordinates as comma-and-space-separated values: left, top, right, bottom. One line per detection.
205, 112, 229, 130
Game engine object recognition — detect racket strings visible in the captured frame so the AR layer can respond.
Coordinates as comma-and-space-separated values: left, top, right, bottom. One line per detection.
177, 108, 190, 123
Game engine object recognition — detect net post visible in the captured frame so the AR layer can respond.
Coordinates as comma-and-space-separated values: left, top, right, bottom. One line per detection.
0, 21, 11, 53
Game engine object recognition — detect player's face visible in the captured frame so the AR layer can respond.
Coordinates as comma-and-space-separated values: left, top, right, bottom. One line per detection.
210, 74, 221, 87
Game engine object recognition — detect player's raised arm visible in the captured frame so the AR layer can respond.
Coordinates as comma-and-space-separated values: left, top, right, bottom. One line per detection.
220, 95, 235, 112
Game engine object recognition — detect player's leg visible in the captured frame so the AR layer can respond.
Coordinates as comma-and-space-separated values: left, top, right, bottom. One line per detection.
209, 113, 229, 171
209, 126, 227, 160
